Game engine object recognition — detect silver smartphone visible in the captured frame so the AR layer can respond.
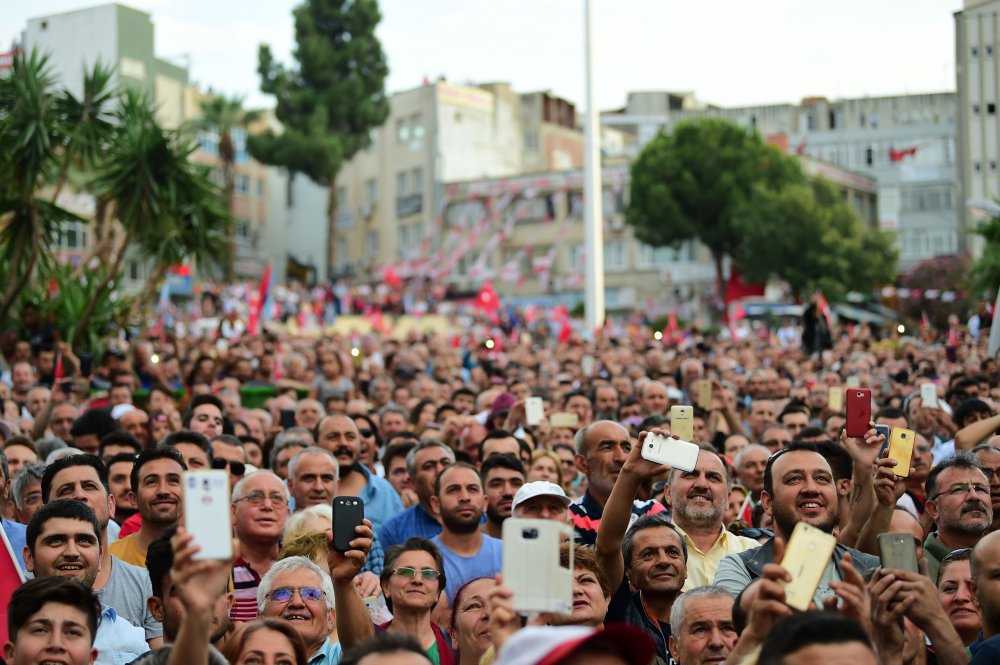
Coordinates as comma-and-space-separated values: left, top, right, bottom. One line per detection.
183, 470, 233, 560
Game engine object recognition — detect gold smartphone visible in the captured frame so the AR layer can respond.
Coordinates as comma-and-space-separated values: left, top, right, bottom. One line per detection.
780, 522, 837, 611
827, 386, 844, 413
550, 412, 579, 428
696, 380, 713, 410
670, 405, 694, 441
887, 427, 915, 478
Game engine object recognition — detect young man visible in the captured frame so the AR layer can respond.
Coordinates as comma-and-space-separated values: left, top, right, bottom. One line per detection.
109, 447, 187, 568
24, 499, 149, 665
379, 440, 455, 549
479, 454, 525, 539
3, 576, 102, 665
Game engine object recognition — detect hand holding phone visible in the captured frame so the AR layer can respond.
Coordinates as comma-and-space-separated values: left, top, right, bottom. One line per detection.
525, 397, 544, 426
332, 496, 365, 551
877, 533, 919, 574
886, 427, 915, 477
920, 383, 938, 410
780, 522, 837, 611
183, 471, 233, 560
502, 518, 574, 614
640, 432, 700, 472
845, 389, 872, 438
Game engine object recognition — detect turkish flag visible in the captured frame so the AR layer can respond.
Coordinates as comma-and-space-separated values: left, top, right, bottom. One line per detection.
474, 281, 500, 314
725, 267, 765, 305
0, 525, 26, 645
890, 146, 918, 162
383, 266, 403, 290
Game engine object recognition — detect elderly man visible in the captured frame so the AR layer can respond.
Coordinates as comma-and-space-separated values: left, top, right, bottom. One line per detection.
230, 470, 291, 622
924, 452, 993, 582
668, 586, 738, 665
734, 444, 769, 505
511, 481, 570, 522
287, 446, 339, 510
295, 399, 325, 432
12, 462, 45, 524
270, 430, 312, 480
569, 420, 666, 546
638, 381, 669, 417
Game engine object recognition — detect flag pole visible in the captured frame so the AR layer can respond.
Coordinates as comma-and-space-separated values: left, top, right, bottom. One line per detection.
583, 0, 605, 340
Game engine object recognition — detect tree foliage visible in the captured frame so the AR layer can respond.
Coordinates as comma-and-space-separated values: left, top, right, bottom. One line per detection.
970, 211, 1000, 297
627, 117, 897, 304
249, 0, 390, 277
899, 254, 971, 328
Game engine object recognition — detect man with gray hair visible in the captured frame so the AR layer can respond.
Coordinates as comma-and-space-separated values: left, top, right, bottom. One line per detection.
378, 403, 409, 439
734, 443, 770, 505
259, 552, 374, 661
378, 439, 455, 549
230, 470, 291, 622
270, 429, 312, 480
668, 585, 738, 665
287, 446, 339, 511
295, 399, 325, 432
11, 461, 45, 524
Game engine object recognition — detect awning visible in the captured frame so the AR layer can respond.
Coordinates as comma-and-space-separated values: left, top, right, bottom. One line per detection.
832, 303, 891, 325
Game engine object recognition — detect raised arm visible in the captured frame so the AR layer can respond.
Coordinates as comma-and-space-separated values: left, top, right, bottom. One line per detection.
594, 429, 670, 589
328, 519, 376, 651
838, 423, 882, 547
954, 413, 1000, 452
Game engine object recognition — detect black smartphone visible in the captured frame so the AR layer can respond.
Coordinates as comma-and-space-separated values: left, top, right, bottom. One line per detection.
875, 424, 891, 458
332, 496, 365, 552
279, 409, 296, 429
79, 352, 93, 378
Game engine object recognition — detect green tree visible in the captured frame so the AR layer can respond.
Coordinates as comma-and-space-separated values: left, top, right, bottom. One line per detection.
190, 94, 258, 281
626, 118, 803, 302
739, 178, 898, 301
250, 0, 389, 278
971, 209, 1000, 296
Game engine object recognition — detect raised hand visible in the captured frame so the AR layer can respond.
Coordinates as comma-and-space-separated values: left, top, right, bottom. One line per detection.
169, 527, 237, 617
327, 519, 373, 586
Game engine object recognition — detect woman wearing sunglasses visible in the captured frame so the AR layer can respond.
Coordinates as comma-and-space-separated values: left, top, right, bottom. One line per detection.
371, 537, 456, 665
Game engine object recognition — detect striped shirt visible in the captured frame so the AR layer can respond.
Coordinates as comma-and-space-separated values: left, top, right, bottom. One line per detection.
230, 557, 263, 622
569, 490, 667, 547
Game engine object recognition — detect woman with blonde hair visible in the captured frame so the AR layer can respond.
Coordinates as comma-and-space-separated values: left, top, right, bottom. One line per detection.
526, 449, 563, 486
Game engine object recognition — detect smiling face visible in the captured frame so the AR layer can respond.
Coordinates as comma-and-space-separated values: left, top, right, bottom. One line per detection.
382, 549, 441, 612
668, 451, 729, 530
261, 568, 332, 655
3, 602, 97, 665
25, 517, 101, 587
135, 458, 184, 526
763, 450, 840, 539
233, 474, 289, 541
451, 578, 493, 660
235, 627, 299, 665
626, 526, 686, 596
938, 559, 982, 639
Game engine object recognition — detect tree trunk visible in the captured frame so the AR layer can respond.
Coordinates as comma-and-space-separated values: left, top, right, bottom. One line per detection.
713, 251, 728, 319
326, 176, 338, 282
0, 211, 39, 326
130, 263, 169, 320
72, 226, 134, 348
223, 163, 236, 283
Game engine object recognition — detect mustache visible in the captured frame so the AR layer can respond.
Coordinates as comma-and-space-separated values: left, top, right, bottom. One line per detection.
961, 502, 989, 514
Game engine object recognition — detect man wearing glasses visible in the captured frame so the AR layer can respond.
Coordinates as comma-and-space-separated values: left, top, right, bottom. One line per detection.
972, 443, 1000, 534
230, 470, 291, 622
923, 452, 994, 582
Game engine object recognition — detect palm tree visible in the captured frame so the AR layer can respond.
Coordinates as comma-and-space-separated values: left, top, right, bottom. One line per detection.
192, 94, 256, 282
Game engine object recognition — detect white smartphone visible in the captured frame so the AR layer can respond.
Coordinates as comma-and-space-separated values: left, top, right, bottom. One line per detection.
641, 432, 700, 472
502, 518, 574, 615
921, 382, 938, 409
183, 470, 233, 560
525, 397, 544, 426
581, 354, 595, 378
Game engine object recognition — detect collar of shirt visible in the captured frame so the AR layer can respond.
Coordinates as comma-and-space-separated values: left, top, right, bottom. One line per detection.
308, 638, 342, 665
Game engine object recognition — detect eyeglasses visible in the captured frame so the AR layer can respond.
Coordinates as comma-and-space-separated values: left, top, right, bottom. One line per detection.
358, 428, 374, 438
234, 491, 288, 507
267, 586, 324, 603
212, 459, 246, 476
741, 527, 774, 539
931, 483, 991, 500
393, 566, 440, 581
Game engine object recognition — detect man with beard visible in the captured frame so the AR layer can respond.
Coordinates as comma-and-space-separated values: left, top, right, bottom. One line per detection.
430, 462, 502, 606
923, 452, 993, 582
713, 442, 880, 605
229, 471, 291, 623
970, 530, 1000, 662
379, 440, 455, 549
569, 420, 666, 546
145, 526, 233, 653
105, 452, 138, 524
972, 443, 1000, 533
24, 499, 150, 665
109, 447, 187, 568
479, 454, 525, 539
42, 455, 162, 646
595, 429, 688, 665
664, 445, 758, 590
317, 414, 402, 531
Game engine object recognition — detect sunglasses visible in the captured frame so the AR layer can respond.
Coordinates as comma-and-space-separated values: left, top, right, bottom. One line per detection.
212, 458, 246, 476
358, 428, 374, 438
393, 566, 440, 581
267, 586, 324, 603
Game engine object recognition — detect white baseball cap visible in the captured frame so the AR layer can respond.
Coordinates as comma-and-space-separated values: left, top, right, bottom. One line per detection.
512, 481, 571, 511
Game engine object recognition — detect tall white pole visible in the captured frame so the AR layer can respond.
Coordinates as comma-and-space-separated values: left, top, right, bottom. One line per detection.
583, 0, 605, 339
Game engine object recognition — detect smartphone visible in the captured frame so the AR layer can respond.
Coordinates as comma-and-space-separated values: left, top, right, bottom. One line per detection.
183, 471, 233, 560
696, 380, 713, 411
581, 354, 595, 378
846, 375, 861, 388
920, 382, 938, 410
827, 387, 844, 413
502, 518, 574, 614
525, 397, 544, 426
641, 432, 700, 472
887, 427, 915, 477
279, 409, 296, 430
332, 496, 365, 551
877, 532, 920, 574
78, 352, 93, 378
550, 412, 579, 428
845, 388, 872, 438
670, 405, 694, 442
780, 522, 837, 611
875, 424, 891, 457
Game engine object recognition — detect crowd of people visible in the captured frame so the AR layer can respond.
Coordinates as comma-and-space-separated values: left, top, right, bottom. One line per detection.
2, 292, 1000, 665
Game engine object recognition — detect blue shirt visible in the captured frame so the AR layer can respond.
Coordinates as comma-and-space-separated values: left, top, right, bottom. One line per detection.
379, 503, 442, 550
94, 605, 149, 665
308, 637, 343, 665
431, 534, 502, 605
356, 464, 404, 532
1, 517, 26, 572
971, 634, 1000, 664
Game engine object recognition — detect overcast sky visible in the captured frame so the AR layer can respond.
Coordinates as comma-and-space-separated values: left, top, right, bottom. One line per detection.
3, 0, 962, 111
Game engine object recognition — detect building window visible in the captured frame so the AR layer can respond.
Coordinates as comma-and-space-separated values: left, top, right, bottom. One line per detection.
366, 231, 379, 257
989, 45, 996, 56
604, 240, 627, 272
412, 167, 424, 194
336, 186, 347, 210
974, 104, 981, 115
257, 178, 265, 196
396, 172, 408, 197
396, 119, 409, 143
524, 131, 538, 153
127, 260, 143, 281
567, 243, 585, 267
411, 114, 424, 140
235, 220, 251, 240
972, 46, 980, 57
233, 128, 249, 164
365, 178, 378, 206
235, 174, 250, 194
60, 221, 88, 250
975, 162, 983, 173
990, 103, 997, 115
992, 161, 997, 172
398, 225, 410, 257
865, 146, 874, 166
